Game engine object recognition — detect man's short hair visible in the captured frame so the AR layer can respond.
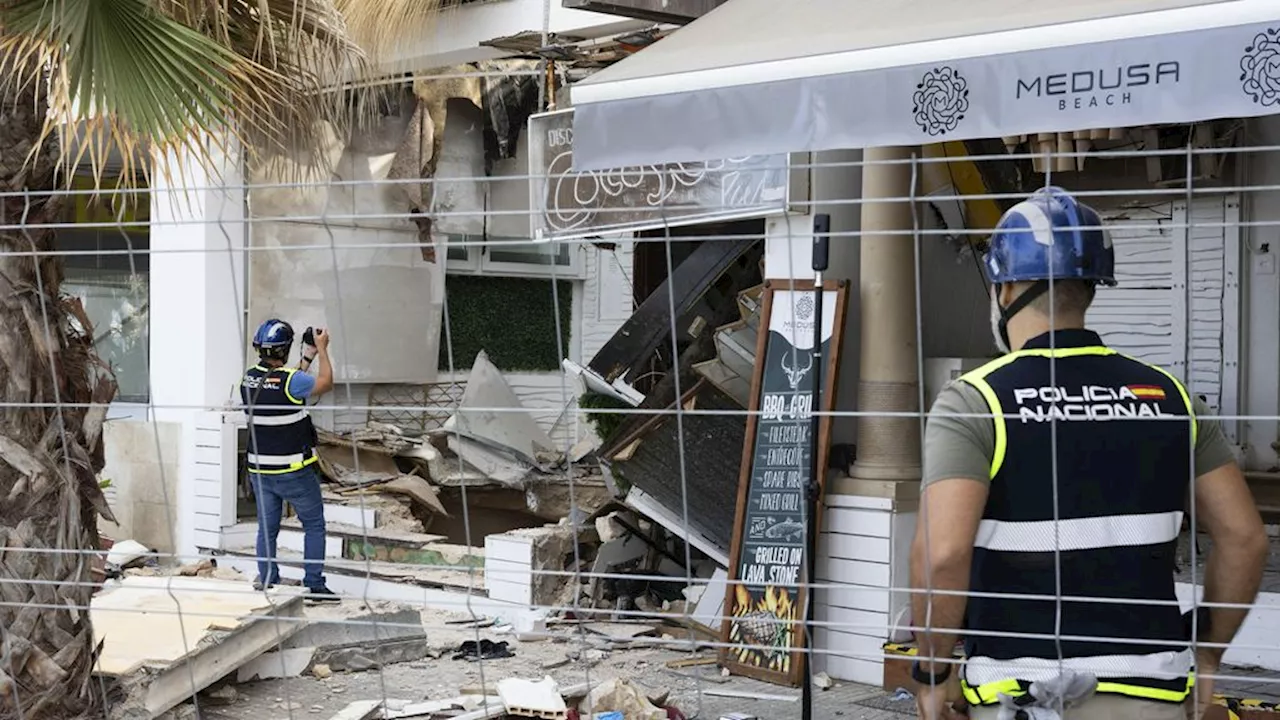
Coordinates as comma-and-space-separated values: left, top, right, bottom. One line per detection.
1025, 279, 1096, 317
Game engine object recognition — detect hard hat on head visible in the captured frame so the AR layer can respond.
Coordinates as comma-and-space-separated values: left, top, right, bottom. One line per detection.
984, 186, 1116, 287
252, 319, 294, 352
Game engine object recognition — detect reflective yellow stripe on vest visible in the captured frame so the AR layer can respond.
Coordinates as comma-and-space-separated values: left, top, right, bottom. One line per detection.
961, 673, 1195, 706
249, 451, 319, 475
955, 344, 1199, 706
957, 345, 1198, 481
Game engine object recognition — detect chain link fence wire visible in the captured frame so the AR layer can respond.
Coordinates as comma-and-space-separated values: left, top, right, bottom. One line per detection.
1, 104, 1279, 720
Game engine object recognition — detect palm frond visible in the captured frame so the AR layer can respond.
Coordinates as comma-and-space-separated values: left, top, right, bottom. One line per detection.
0, 0, 368, 189
334, 0, 459, 69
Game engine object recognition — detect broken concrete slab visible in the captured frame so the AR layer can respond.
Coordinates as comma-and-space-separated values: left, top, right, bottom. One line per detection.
94, 576, 306, 719
236, 646, 317, 682
291, 606, 427, 648
498, 676, 568, 719
445, 349, 556, 464
378, 474, 450, 516
312, 636, 433, 672
238, 606, 430, 681
447, 434, 534, 488
485, 525, 578, 608
327, 700, 383, 720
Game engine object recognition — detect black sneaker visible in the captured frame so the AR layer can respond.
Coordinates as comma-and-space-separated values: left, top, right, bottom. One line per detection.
252, 579, 275, 591
304, 586, 341, 604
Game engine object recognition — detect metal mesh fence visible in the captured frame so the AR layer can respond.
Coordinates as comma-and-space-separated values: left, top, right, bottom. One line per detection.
1, 84, 1279, 720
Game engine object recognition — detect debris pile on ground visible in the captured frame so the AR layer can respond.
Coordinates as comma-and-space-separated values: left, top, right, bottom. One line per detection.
313, 350, 616, 550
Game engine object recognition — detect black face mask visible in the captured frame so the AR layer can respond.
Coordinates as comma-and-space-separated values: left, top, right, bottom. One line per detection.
992, 280, 1052, 352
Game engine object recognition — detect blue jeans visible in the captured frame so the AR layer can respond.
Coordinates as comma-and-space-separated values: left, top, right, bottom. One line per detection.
252, 465, 326, 589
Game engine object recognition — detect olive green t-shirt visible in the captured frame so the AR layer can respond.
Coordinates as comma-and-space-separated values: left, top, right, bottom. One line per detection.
923, 380, 1237, 487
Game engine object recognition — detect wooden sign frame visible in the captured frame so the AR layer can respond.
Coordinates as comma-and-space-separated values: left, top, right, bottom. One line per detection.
719, 278, 849, 686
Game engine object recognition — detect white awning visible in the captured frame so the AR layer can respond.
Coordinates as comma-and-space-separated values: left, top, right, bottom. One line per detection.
569, 0, 1280, 170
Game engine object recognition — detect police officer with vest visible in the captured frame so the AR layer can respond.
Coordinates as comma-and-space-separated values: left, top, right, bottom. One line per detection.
242, 319, 339, 602
910, 187, 1266, 719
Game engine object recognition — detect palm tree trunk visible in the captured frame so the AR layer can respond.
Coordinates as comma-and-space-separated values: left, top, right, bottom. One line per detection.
0, 82, 118, 719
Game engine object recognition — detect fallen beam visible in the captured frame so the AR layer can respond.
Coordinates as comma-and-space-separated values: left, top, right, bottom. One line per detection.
138, 596, 306, 718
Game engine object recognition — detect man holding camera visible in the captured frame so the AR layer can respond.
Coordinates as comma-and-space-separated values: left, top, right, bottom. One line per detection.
241, 318, 339, 602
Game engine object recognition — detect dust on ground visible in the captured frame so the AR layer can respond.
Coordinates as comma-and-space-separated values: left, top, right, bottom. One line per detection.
183, 603, 914, 719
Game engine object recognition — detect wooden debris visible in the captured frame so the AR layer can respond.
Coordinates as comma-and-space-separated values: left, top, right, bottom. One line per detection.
666, 668, 730, 684
665, 655, 718, 669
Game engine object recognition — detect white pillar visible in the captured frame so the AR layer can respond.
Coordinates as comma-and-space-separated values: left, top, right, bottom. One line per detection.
149, 140, 247, 561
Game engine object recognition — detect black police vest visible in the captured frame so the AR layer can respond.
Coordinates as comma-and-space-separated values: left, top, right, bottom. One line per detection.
240, 365, 318, 474
956, 330, 1195, 706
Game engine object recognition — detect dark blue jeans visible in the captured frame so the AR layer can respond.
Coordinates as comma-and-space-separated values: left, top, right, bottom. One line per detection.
252, 465, 326, 589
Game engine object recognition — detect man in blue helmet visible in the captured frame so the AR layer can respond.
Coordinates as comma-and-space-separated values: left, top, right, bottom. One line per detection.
908, 187, 1265, 719
242, 318, 339, 602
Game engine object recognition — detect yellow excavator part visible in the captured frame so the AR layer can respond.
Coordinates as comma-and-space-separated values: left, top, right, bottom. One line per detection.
920, 142, 1005, 238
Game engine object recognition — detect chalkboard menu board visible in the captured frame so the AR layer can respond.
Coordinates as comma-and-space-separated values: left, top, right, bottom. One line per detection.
527, 108, 792, 241
720, 281, 848, 687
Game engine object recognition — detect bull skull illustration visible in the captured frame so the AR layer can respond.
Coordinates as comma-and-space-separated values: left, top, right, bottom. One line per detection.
780, 351, 814, 390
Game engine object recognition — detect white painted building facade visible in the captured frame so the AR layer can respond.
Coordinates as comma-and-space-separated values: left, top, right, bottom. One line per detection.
79, 0, 1280, 690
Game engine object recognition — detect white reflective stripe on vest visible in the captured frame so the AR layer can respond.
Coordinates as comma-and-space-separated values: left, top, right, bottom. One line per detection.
964, 648, 1191, 687
974, 511, 1183, 553
248, 409, 309, 426
247, 452, 307, 466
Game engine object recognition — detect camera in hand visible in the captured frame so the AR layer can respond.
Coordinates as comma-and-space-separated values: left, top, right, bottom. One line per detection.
302, 327, 316, 347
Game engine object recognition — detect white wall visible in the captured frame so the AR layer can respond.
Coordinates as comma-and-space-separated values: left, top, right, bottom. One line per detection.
1243, 116, 1280, 470
247, 117, 445, 384
98, 419, 183, 554
149, 142, 249, 561
769, 154, 993, 446
150, 143, 248, 422
317, 241, 635, 448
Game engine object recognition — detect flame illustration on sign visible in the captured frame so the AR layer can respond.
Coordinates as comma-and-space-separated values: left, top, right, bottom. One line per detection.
728, 584, 799, 674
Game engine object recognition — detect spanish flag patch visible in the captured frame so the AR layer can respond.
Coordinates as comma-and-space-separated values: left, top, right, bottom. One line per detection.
1127, 384, 1167, 400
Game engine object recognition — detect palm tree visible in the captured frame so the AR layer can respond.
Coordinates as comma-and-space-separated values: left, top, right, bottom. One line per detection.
0, 2, 448, 716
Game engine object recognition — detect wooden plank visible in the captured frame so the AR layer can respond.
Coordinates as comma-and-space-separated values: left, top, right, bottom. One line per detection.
820, 533, 890, 564
587, 234, 758, 383
813, 585, 891, 614
815, 557, 891, 588
823, 507, 891, 537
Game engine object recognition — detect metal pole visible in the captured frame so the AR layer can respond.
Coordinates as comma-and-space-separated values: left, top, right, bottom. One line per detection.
801, 214, 830, 720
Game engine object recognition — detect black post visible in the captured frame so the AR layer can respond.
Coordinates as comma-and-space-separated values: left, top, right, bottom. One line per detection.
800, 215, 830, 720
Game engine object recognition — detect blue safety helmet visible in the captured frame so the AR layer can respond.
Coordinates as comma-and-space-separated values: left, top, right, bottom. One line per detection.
252, 319, 294, 353
984, 186, 1116, 287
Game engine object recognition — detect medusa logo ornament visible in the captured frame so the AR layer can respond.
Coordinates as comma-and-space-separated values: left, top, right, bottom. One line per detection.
794, 294, 814, 321
1240, 27, 1280, 106
913, 66, 970, 136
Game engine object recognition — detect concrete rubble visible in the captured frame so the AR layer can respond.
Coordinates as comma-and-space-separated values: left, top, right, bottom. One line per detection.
92, 344, 766, 719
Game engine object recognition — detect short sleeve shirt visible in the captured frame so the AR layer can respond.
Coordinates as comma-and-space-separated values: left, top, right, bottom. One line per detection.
923, 379, 1236, 487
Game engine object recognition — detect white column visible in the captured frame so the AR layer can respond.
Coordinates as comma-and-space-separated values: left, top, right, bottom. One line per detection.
149, 140, 247, 561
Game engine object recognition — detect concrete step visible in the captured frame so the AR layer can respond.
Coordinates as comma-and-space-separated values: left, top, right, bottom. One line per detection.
226, 520, 484, 570
211, 549, 522, 615
278, 521, 482, 568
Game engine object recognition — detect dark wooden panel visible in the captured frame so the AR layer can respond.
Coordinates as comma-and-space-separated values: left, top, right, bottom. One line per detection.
562, 0, 727, 24
608, 380, 746, 551
586, 233, 760, 383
